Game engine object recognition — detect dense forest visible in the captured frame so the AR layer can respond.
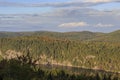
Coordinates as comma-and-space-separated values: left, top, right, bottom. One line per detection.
0, 52, 120, 80
0, 30, 120, 80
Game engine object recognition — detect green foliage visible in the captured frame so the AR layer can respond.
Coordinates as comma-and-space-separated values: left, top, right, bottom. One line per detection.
0, 58, 120, 80
0, 30, 120, 80
0, 36, 120, 72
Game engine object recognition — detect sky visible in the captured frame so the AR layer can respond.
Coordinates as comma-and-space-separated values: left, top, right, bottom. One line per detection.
0, 0, 120, 32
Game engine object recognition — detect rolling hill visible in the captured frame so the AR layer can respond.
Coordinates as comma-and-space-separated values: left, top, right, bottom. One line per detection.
0, 30, 120, 41
0, 30, 120, 73
92, 30, 120, 42
0, 31, 104, 40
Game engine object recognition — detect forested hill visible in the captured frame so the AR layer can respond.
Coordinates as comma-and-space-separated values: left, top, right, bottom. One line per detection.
91, 30, 120, 42
0, 31, 120, 73
0, 31, 105, 41
0, 30, 120, 73
0, 30, 120, 41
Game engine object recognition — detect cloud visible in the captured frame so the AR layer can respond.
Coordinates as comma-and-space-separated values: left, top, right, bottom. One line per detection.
85, 0, 112, 3
0, 0, 119, 7
58, 21, 114, 28
0, 8, 119, 32
76, 0, 120, 3
58, 22, 89, 28
0, 1, 97, 7
94, 23, 114, 27
0, 1, 27, 7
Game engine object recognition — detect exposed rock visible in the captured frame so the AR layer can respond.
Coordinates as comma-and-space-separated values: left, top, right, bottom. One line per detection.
93, 66, 99, 70
86, 55, 95, 59
4, 50, 22, 60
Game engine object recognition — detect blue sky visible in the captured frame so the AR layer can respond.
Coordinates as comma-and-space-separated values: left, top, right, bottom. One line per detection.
0, 0, 53, 3
0, 0, 120, 32
1, 0, 67, 3
92, 2, 120, 10
0, 7, 52, 14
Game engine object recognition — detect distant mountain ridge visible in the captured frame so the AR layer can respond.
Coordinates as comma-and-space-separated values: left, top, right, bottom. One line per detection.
0, 30, 120, 41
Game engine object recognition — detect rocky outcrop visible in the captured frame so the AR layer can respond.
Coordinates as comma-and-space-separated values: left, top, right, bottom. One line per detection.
0, 50, 22, 60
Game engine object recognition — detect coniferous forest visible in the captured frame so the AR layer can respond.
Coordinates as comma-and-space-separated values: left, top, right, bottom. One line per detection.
0, 30, 120, 80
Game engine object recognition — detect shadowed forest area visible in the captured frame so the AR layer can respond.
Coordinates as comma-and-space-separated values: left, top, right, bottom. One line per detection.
0, 53, 120, 80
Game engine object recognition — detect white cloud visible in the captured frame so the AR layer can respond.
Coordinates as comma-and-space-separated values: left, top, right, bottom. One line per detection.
58, 22, 114, 28
78, 0, 120, 3
85, 0, 112, 3
0, 8, 119, 32
58, 22, 88, 28
94, 23, 114, 27
1, 0, 119, 7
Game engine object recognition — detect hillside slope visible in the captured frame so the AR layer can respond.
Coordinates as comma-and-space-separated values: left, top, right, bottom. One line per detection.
1, 30, 120, 41
0, 35, 120, 72
92, 30, 120, 42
